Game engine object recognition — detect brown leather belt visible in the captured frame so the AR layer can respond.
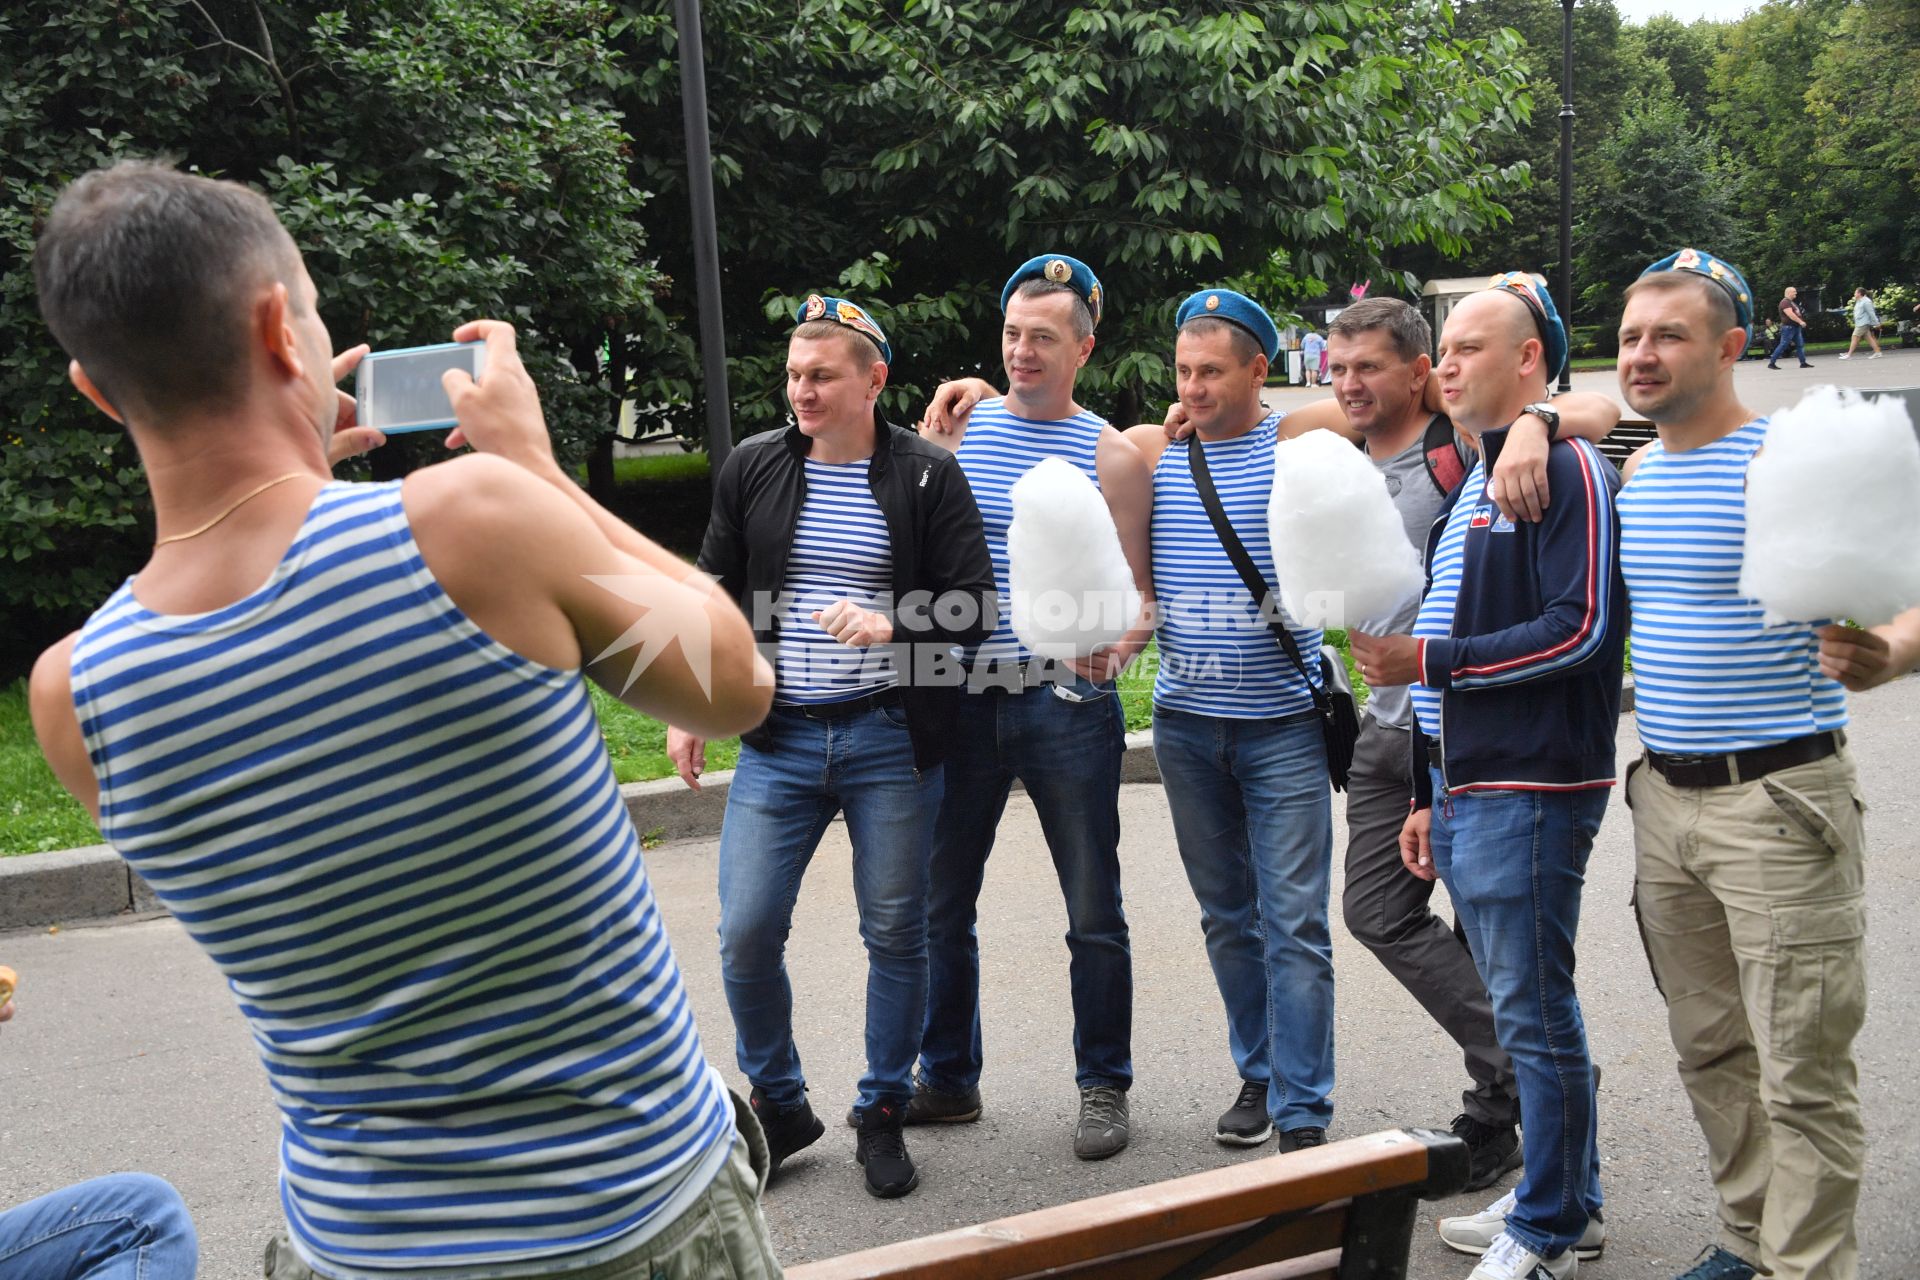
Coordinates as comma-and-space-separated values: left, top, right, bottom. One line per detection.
1644, 730, 1841, 789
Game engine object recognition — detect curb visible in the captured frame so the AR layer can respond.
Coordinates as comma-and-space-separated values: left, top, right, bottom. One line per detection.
0, 690, 1642, 933
0, 731, 1164, 933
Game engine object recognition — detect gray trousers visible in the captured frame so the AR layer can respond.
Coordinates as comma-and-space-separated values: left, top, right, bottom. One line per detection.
1342, 714, 1517, 1126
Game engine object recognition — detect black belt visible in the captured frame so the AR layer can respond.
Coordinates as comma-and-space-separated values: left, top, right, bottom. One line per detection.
779, 686, 902, 721
963, 657, 1074, 695
1645, 731, 1841, 789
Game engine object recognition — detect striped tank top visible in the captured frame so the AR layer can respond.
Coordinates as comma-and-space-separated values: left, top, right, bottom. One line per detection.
1150, 414, 1321, 717
774, 458, 896, 704
1411, 457, 1484, 738
68, 481, 733, 1278
1617, 420, 1846, 751
956, 397, 1107, 663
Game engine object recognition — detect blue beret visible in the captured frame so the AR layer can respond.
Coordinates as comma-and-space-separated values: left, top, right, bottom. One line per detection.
1174, 288, 1280, 363
793, 293, 892, 365
1000, 254, 1104, 329
1638, 248, 1755, 346
1484, 270, 1568, 381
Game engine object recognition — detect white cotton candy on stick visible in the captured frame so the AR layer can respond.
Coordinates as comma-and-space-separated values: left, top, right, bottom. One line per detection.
1740, 386, 1920, 627
1007, 458, 1142, 658
1267, 430, 1426, 632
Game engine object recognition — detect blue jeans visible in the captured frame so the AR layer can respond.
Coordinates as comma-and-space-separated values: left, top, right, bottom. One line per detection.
1154, 708, 1335, 1130
1429, 770, 1607, 1258
0, 1174, 197, 1280
716, 703, 942, 1113
920, 673, 1131, 1092
1769, 322, 1806, 364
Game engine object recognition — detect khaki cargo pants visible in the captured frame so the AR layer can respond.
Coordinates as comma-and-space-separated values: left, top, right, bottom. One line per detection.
1627, 748, 1867, 1280
263, 1091, 782, 1280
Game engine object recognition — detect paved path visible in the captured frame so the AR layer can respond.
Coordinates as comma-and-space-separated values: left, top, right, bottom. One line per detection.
1263, 343, 1920, 418
4, 680, 1918, 1278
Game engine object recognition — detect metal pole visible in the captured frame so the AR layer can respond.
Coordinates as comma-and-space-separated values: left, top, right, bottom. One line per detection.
1558, 0, 1575, 393
675, 0, 733, 469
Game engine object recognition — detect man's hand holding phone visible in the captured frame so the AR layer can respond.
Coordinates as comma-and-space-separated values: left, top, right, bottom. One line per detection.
440, 321, 557, 476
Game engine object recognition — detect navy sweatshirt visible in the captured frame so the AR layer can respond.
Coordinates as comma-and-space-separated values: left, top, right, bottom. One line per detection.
1409, 423, 1627, 806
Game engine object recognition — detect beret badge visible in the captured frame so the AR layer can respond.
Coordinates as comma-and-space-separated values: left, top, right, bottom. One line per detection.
1044, 259, 1072, 284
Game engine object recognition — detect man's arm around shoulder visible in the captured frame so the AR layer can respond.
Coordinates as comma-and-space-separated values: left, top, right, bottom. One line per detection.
1420, 439, 1620, 692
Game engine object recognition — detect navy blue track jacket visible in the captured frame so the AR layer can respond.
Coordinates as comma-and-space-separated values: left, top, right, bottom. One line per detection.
1409, 423, 1627, 807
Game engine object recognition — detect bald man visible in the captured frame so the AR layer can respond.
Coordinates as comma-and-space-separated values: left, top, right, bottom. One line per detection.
1351, 274, 1626, 1280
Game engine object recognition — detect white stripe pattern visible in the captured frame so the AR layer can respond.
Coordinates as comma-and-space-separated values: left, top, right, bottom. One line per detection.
1411, 458, 1482, 737
955, 397, 1107, 663
68, 481, 731, 1277
1150, 414, 1321, 717
773, 459, 896, 704
1617, 419, 1846, 752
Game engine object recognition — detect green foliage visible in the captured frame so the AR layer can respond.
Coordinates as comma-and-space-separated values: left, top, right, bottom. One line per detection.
613, 0, 1533, 437
1574, 92, 1735, 323
0, 0, 661, 632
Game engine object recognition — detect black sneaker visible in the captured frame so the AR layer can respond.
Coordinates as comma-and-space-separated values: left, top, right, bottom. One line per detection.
1799, 361, 1814, 368
1675, 1245, 1757, 1279
902, 1075, 982, 1126
1277, 1126, 1328, 1153
1451, 1112, 1524, 1192
1214, 1080, 1273, 1146
1074, 1085, 1131, 1160
749, 1086, 824, 1173
855, 1101, 919, 1198
1767, 362, 1779, 369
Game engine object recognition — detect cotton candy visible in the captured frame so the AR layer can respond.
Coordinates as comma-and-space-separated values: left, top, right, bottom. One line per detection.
1740, 385, 1920, 627
1267, 429, 1426, 631
1008, 458, 1142, 658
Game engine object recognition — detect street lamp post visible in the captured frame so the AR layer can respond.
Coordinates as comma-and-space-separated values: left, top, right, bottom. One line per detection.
674, 0, 733, 470
1558, 0, 1575, 393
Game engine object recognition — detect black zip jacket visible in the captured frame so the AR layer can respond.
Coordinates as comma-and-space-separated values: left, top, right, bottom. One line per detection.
698, 417, 998, 770
1409, 424, 1627, 806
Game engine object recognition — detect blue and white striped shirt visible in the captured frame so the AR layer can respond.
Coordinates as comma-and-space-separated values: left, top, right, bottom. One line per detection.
68, 481, 733, 1278
1151, 415, 1321, 717
1617, 420, 1847, 751
774, 459, 896, 704
955, 397, 1107, 663
1411, 458, 1483, 738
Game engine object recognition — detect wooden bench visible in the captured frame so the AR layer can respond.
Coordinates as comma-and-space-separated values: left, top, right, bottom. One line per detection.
1595, 417, 1657, 472
786, 1127, 1467, 1280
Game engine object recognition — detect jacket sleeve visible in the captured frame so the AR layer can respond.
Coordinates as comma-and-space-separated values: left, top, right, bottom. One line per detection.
899, 452, 998, 649
1419, 440, 1620, 690
696, 445, 751, 608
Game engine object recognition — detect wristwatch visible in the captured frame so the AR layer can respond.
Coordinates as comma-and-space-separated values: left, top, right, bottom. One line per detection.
1521, 402, 1561, 441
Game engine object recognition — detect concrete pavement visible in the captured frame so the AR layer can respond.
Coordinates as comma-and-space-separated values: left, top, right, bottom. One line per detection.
3, 678, 1918, 1278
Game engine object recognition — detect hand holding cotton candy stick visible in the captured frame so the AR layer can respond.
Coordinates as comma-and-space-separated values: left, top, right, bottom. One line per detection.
1740, 387, 1920, 628
1266, 430, 1426, 635
1007, 458, 1143, 660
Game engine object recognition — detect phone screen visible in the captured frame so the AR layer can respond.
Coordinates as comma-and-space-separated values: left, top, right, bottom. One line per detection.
357, 343, 483, 433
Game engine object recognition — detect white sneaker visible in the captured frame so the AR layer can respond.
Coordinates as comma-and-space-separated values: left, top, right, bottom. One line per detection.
1467, 1231, 1577, 1279
1838, 353, 1852, 360
1870, 352, 1883, 359
1438, 1191, 1607, 1259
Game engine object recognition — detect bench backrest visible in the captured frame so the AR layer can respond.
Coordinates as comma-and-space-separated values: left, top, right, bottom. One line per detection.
785, 1127, 1465, 1280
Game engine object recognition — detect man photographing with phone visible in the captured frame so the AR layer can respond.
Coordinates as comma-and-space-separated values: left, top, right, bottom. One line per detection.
28, 159, 783, 1279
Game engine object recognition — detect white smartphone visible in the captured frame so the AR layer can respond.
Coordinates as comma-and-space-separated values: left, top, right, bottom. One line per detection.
354, 341, 486, 434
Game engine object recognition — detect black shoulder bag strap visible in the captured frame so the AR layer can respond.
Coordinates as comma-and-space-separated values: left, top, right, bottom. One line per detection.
1185, 434, 1347, 765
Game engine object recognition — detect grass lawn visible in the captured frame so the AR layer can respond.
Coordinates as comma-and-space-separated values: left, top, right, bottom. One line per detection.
1, 681, 102, 855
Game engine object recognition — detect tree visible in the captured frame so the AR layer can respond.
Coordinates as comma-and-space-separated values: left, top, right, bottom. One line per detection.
1573, 91, 1737, 333
1803, 0, 1920, 290
0, 0, 660, 667
614, 0, 1536, 437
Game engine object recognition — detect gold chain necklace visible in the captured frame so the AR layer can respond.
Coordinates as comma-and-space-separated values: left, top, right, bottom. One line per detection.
155, 472, 310, 546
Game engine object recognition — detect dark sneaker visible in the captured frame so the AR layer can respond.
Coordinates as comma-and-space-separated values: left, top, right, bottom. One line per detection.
1766, 363, 1779, 369
1074, 1085, 1130, 1160
749, 1086, 824, 1173
902, 1075, 983, 1126
1214, 1080, 1273, 1146
1277, 1126, 1328, 1153
1799, 361, 1814, 368
854, 1101, 919, 1198
1675, 1245, 1757, 1280
1452, 1112, 1524, 1192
